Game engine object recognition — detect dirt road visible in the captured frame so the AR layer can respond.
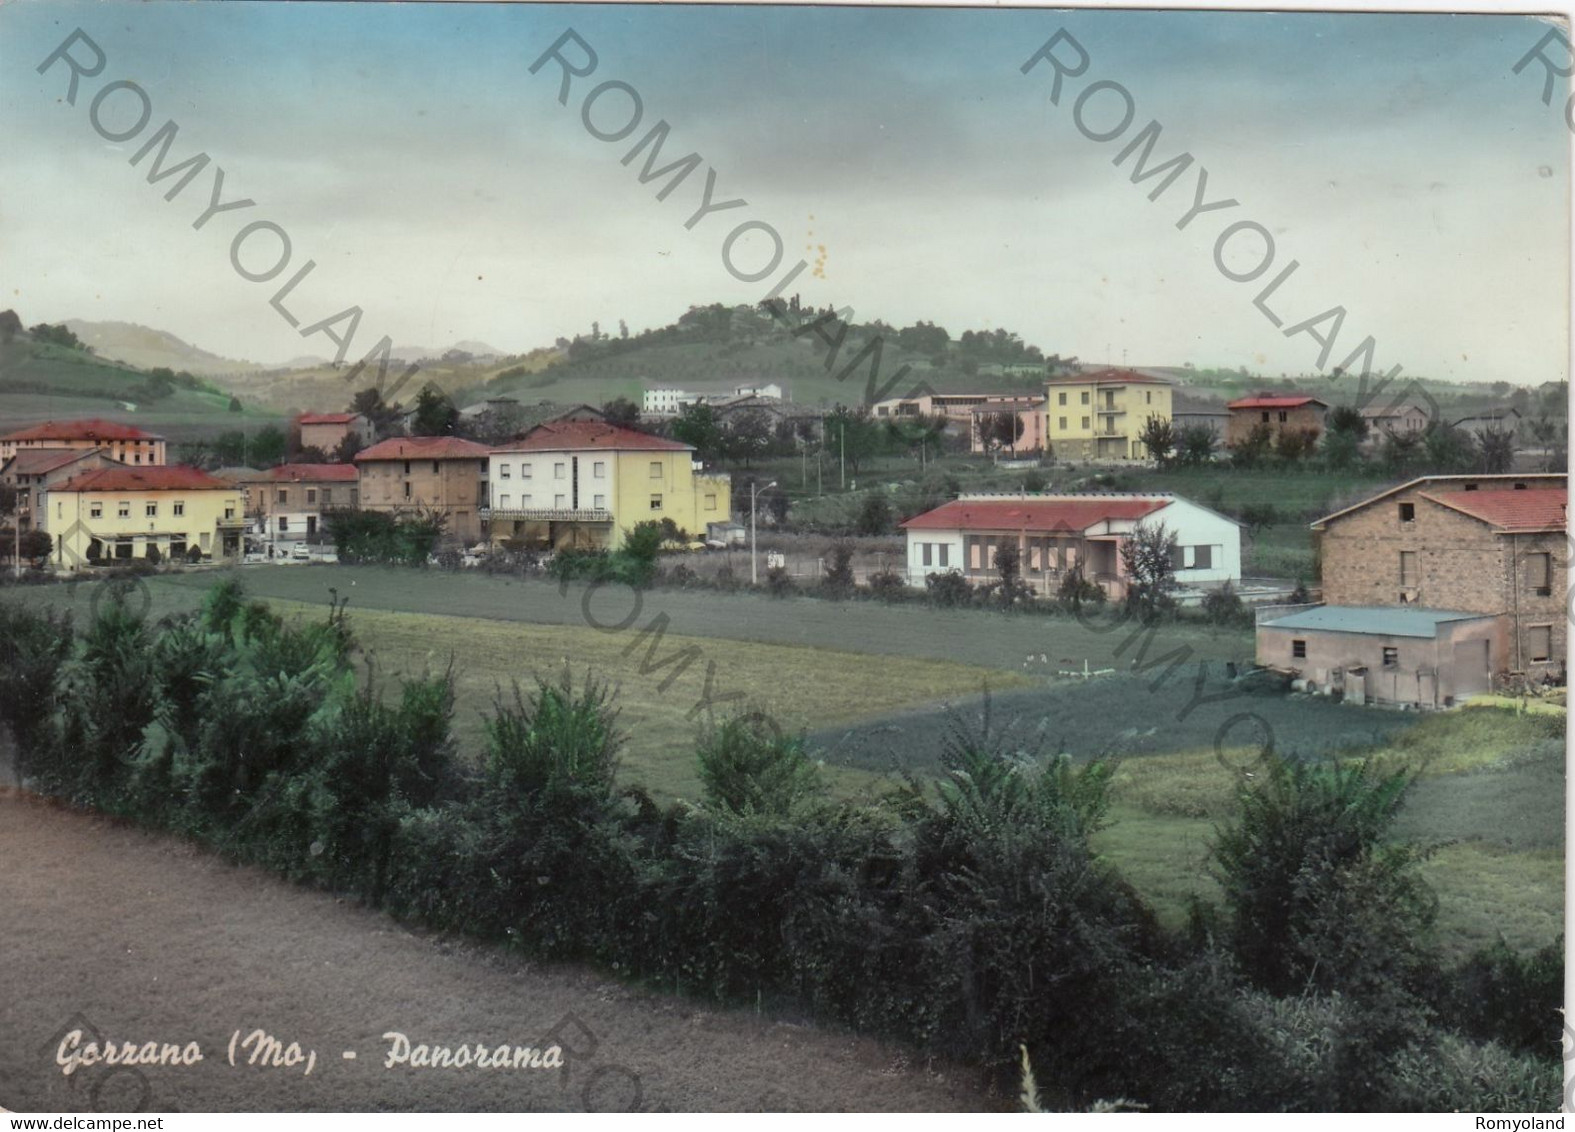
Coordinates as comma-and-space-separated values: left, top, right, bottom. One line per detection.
0, 786, 994, 1113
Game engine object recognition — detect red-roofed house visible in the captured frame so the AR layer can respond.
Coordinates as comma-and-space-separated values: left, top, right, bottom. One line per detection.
1225, 393, 1328, 448
237, 464, 360, 546
1, 448, 121, 530
354, 436, 492, 544
41, 465, 245, 568
899, 492, 1240, 598
0, 419, 167, 466
1256, 473, 1568, 705
488, 421, 731, 550
297, 412, 373, 455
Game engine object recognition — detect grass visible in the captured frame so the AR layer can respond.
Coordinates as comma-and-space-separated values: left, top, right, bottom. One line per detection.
1093, 707, 1565, 962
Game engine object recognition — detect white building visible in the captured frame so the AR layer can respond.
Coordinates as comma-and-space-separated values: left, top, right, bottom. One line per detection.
732, 382, 784, 400
899, 492, 1241, 598
642, 387, 694, 416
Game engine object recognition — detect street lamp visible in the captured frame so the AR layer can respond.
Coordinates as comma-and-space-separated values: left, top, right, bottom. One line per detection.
750, 479, 777, 585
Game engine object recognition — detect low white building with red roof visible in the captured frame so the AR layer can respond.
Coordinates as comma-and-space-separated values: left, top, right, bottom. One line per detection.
899, 491, 1241, 598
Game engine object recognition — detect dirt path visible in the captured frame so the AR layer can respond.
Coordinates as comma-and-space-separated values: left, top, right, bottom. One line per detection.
0, 788, 995, 1113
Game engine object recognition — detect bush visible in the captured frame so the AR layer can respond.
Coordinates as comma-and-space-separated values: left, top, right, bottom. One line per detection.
1200, 582, 1252, 628
924, 569, 973, 608
866, 569, 909, 600
822, 541, 855, 595
696, 715, 826, 818
855, 493, 893, 536
1443, 937, 1564, 1057
764, 563, 794, 597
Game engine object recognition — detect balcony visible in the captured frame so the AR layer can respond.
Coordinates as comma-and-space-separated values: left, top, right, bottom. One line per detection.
485, 507, 613, 522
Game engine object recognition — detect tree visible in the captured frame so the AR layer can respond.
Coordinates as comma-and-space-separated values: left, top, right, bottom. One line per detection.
249, 425, 288, 469
855, 493, 893, 536
227, 395, 243, 414
671, 402, 724, 462
1326, 404, 1369, 440
1056, 564, 1104, 610
825, 405, 882, 477
724, 409, 772, 466
601, 397, 641, 428
410, 386, 458, 437
993, 543, 1031, 608
980, 412, 1025, 453
1120, 520, 1178, 620
1230, 423, 1275, 468
1477, 425, 1516, 474
1137, 416, 1175, 465
823, 541, 855, 593
350, 388, 405, 439
0, 309, 21, 344
1174, 424, 1218, 466
18, 528, 51, 564
1421, 421, 1475, 474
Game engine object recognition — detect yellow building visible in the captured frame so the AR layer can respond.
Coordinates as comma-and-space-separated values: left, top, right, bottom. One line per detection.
488, 421, 731, 550
1045, 368, 1173, 461
0, 419, 167, 466
42, 465, 246, 569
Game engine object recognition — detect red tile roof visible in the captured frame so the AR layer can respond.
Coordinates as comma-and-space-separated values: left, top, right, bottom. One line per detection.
1, 448, 109, 476
260, 463, 359, 483
1046, 367, 1172, 387
1227, 395, 1327, 410
355, 436, 492, 462
901, 495, 1169, 533
1, 419, 164, 442
53, 465, 234, 493
496, 421, 690, 453
297, 412, 361, 425
1421, 487, 1567, 532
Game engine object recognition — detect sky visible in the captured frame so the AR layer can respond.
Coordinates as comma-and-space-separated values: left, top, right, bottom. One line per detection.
0, 2, 1569, 385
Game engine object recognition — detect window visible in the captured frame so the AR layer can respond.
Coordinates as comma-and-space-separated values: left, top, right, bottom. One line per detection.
593, 461, 605, 478
89, 502, 103, 519
1058, 417, 1068, 430
939, 544, 950, 568
118, 501, 130, 518
173, 502, 185, 517
306, 489, 317, 504
650, 494, 663, 511
520, 494, 531, 506
1398, 502, 1415, 522
1193, 545, 1213, 570
704, 493, 716, 510
224, 506, 235, 520
115, 540, 133, 560
1261, 411, 1270, 423
499, 494, 510, 508
1464, 483, 1478, 491
922, 543, 933, 566
1292, 639, 1307, 659
1277, 410, 1288, 423
1146, 391, 1152, 404
277, 489, 289, 505
279, 517, 289, 532
321, 489, 332, 506
403, 461, 411, 475
1528, 625, 1552, 663
432, 461, 440, 474
1399, 551, 1418, 587
403, 482, 411, 499
553, 493, 565, 509
1081, 417, 1090, 429
554, 462, 566, 480
1527, 552, 1552, 596
1058, 392, 1067, 406
1382, 646, 1399, 669
593, 494, 606, 509
133, 454, 142, 464
650, 461, 663, 479
499, 464, 511, 479
521, 464, 533, 479
146, 502, 158, 517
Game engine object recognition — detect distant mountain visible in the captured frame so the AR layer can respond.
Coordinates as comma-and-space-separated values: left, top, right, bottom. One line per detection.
64, 320, 267, 377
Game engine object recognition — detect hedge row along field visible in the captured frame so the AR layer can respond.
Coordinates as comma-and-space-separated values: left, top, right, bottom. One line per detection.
0, 582, 1560, 1112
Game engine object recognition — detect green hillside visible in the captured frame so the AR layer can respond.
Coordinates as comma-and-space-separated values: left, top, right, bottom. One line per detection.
0, 336, 284, 442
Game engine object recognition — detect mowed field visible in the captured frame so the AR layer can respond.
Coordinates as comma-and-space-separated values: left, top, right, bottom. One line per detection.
6, 564, 1562, 962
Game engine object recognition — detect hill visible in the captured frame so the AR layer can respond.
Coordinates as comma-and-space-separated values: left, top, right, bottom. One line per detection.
63, 319, 270, 378
0, 334, 284, 442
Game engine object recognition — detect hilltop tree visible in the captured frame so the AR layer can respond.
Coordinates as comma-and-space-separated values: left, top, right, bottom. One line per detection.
672, 402, 724, 462
0, 310, 23, 344
351, 388, 406, 440
825, 405, 882, 478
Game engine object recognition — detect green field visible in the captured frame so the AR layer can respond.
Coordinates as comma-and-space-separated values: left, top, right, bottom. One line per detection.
5, 564, 1560, 961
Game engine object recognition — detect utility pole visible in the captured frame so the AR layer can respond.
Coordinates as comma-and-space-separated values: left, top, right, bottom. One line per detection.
750, 478, 777, 585
839, 421, 846, 491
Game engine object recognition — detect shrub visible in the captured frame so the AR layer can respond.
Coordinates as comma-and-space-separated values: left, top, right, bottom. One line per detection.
924, 569, 973, 608
822, 541, 855, 595
765, 564, 794, 596
0, 603, 74, 775
866, 569, 908, 600
1056, 565, 1105, 610
1200, 582, 1251, 628
696, 715, 826, 819
855, 493, 893, 536
1443, 937, 1564, 1057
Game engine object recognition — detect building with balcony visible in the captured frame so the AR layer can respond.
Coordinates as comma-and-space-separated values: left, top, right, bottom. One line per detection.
40, 465, 245, 568
1043, 369, 1174, 461
487, 421, 731, 551
237, 464, 359, 544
